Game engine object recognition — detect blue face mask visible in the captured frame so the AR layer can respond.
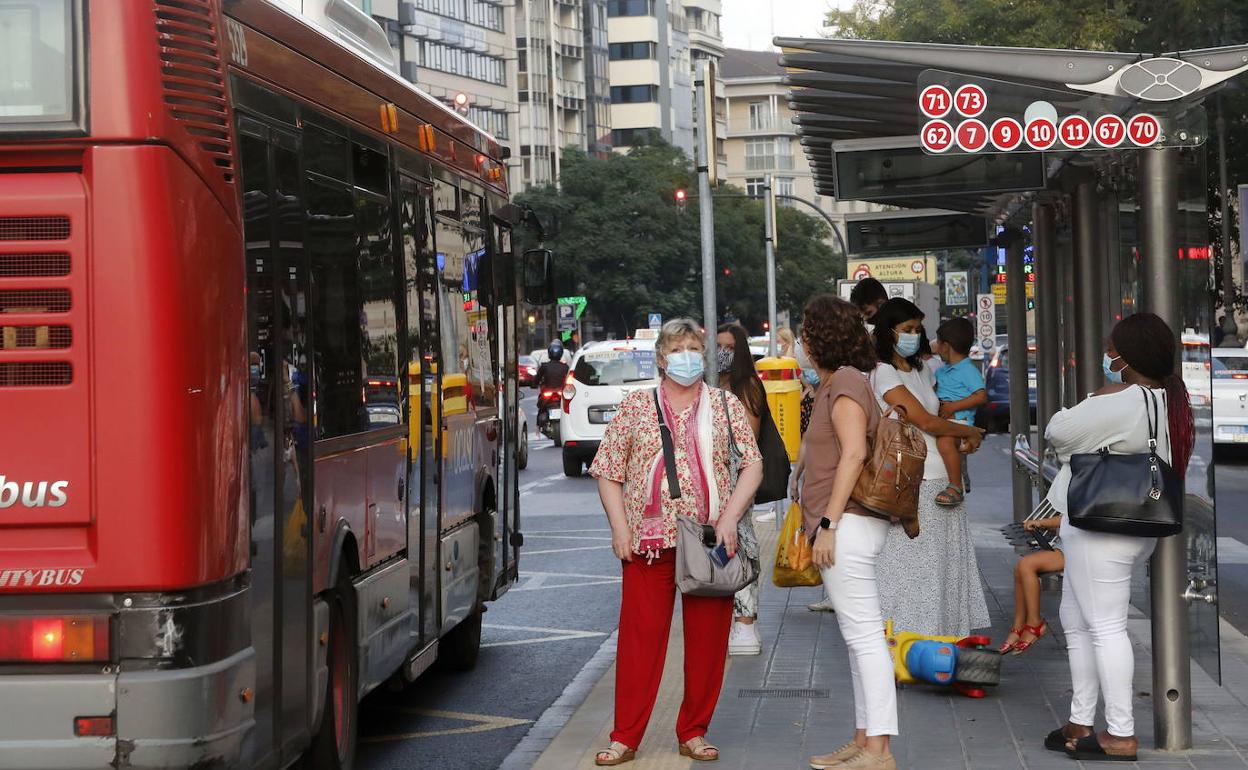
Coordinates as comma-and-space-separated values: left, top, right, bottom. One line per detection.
802, 368, 820, 387
896, 332, 921, 358
665, 350, 705, 386
1103, 353, 1124, 384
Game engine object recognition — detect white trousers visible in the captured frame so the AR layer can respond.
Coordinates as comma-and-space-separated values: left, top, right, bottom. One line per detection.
1059, 517, 1156, 737
819, 514, 898, 737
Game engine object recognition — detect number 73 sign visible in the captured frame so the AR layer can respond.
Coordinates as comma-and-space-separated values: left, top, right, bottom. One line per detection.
916, 71, 1207, 156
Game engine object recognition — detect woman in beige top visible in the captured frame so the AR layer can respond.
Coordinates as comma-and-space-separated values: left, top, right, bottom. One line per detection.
798, 295, 897, 770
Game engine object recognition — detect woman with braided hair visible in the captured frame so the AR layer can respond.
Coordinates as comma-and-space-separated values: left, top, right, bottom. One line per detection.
1041, 312, 1195, 762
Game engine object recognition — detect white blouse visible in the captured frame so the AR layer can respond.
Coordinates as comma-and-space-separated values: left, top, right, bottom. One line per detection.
872, 361, 947, 481
1045, 385, 1172, 514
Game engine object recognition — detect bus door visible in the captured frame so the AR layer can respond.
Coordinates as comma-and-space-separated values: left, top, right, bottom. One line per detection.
400, 175, 441, 645
237, 116, 315, 766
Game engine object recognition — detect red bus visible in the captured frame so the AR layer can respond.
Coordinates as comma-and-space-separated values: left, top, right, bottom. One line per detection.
0, 2, 552, 768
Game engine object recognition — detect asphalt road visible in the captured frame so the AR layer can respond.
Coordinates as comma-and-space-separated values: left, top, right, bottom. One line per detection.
357, 392, 620, 770
1213, 445, 1248, 636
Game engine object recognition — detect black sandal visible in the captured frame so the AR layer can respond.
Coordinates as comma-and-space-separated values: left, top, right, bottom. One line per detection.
1065, 734, 1137, 762
1043, 728, 1068, 752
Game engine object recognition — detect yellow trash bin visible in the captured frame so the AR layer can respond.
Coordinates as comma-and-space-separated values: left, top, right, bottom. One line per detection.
756, 356, 802, 461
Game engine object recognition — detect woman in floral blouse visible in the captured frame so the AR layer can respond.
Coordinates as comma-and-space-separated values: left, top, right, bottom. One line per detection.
589, 318, 762, 766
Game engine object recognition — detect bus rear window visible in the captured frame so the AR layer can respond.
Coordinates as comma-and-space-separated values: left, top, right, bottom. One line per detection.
0, 0, 83, 133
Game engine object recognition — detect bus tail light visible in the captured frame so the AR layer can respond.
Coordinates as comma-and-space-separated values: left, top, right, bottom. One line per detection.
74, 716, 114, 737
0, 615, 110, 663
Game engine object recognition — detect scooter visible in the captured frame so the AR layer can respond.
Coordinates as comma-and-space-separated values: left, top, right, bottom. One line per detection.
535, 387, 562, 446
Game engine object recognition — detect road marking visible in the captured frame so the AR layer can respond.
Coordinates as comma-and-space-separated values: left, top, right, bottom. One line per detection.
1219, 537, 1248, 565
361, 708, 533, 742
513, 571, 621, 591
523, 544, 612, 555
482, 623, 609, 648
518, 471, 568, 495
525, 534, 613, 541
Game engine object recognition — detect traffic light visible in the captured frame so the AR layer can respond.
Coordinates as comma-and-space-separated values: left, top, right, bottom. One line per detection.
453, 92, 470, 115
674, 188, 687, 207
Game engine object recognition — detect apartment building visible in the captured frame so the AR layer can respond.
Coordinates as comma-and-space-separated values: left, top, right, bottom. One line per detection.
515, 0, 612, 188
721, 48, 881, 238
606, 0, 724, 166
352, 0, 523, 186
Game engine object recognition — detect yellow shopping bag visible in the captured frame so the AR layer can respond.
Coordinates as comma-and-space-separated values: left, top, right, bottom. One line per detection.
772, 502, 822, 587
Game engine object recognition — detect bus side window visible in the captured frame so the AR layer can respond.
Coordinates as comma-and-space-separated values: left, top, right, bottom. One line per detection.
357, 191, 399, 428
306, 178, 360, 440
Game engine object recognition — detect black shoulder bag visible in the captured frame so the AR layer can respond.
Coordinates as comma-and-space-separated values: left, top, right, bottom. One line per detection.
752, 401, 792, 504
1066, 387, 1183, 537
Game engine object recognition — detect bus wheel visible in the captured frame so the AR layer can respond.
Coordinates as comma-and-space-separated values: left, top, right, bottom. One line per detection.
440, 610, 482, 672
310, 577, 358, 770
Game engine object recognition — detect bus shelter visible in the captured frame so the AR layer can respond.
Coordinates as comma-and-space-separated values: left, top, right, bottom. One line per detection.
778, 36, 1248, 749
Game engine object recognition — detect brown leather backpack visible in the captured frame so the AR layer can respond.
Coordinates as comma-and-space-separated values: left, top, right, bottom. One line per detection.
852, 404, 926, 539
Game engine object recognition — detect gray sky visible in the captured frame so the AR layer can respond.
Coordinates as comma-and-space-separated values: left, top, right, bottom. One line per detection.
721, 0, 854, 51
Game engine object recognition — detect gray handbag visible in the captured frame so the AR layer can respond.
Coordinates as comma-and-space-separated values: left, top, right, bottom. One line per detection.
654, 389, 759, 597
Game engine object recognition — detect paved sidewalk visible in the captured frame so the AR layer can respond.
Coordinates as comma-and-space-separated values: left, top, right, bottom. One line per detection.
527, 480, 1248, 769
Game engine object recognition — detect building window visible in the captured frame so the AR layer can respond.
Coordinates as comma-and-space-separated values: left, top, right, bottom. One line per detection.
607, 0, 653, 17
608, 41, 655, 60
610, 84, 658, 103
745, 178, 765, 198
775, 177, 795, 204
419, 40, 506, 85
748, 101, 772, 131
611, 127, 659, 146
413, 0, 503, 31
466, 106, 508, 139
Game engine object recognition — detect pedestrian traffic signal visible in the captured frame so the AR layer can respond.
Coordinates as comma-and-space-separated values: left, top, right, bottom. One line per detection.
453, 92, 470, 115
674, 188, 687, 206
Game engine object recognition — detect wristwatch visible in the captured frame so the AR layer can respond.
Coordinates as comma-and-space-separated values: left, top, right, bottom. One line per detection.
819, 516, 839, 531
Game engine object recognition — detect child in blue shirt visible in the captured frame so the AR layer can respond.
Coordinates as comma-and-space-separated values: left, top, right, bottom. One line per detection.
932, 318, 988, 506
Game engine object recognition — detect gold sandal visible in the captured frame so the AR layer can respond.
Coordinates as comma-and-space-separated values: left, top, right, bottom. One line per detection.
594, 742, 636, 766
679, 737, 720, 762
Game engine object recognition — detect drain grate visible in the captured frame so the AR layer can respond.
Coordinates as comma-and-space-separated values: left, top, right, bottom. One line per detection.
738, 688, 830, 699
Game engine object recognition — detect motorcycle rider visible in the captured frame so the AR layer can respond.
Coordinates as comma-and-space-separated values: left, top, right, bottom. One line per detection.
535, 340, 570, 437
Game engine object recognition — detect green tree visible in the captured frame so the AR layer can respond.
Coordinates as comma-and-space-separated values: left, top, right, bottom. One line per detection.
516, 144, 840, 336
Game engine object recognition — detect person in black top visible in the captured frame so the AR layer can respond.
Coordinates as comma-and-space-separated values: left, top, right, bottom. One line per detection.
535, 340, 569, 436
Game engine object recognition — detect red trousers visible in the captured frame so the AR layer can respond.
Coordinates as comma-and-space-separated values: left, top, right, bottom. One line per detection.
611, 549, 734, 749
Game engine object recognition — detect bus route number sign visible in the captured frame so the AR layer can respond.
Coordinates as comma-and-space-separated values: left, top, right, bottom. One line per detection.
916, 75, 1203, 155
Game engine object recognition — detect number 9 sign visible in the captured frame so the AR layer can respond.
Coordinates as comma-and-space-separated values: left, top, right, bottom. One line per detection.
920, 120, 954, 153
990, 117, 1023, 151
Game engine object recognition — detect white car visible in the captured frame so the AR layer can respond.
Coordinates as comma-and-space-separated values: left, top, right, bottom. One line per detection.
1212, 346, 1248, 444
560, 339, 659, 476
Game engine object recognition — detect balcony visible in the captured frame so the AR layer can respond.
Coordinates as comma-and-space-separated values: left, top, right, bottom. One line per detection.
744, 154, 795, 171
728, 115, 785, 136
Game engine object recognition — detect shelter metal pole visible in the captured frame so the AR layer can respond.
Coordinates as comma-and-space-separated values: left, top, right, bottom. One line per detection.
1033, 203, 1059, 462
1073, 177, 1104, 400
1218, 94, 1236, 302
1140, 146, 1193, 751
696, 66, 718, 383
765, 175, 778, 357
1005, 230, 1031, 522
1060, 233, 1077, 408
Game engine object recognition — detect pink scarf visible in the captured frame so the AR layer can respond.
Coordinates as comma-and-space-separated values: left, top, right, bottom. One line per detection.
639, 385, 710, 555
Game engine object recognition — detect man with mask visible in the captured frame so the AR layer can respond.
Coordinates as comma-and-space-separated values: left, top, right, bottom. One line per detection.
850, 277, 889, 330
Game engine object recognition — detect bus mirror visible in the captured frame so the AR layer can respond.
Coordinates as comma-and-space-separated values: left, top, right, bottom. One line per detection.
523, 248, 554, 305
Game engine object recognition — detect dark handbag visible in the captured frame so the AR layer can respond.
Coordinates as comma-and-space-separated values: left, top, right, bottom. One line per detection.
655, 389, 759, 596
1066, 387, 1183, 537
753, 403, 791, 504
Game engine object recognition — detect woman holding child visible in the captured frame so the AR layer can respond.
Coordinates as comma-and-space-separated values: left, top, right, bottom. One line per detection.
869, 298, 990, 637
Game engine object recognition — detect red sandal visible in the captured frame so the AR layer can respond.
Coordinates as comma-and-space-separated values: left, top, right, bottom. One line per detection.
997, 627, 1024, 654
1013, 620, 1049, 655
